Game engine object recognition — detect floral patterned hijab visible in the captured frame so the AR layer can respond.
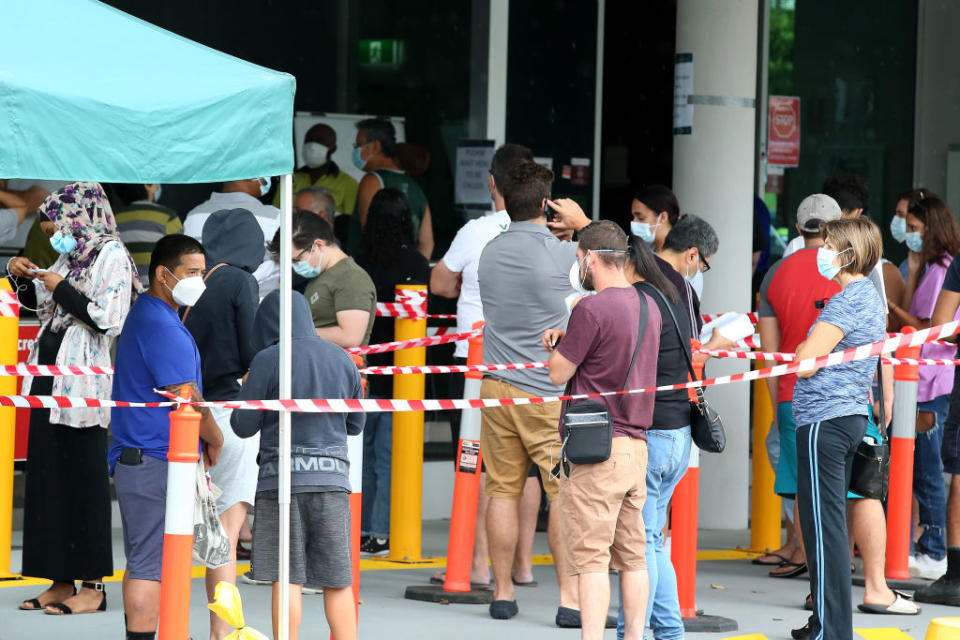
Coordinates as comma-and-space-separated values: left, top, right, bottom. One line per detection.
38, 181, 144, 303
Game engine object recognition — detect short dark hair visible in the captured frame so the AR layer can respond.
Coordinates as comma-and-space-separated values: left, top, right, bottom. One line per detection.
103, 183, 149, 209
822, 172, 869, 214
500, 162, 554, 222
490, 144, 534, 190
268, 209, 337, 254
662, 214, 719, 258
356, 118, 397, 158
633, 185, 681, 226
579, 220, 627, 268
149, 234, 204, 283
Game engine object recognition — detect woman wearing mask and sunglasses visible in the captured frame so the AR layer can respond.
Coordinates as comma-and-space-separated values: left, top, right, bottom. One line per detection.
887, 194, 960, 580
9, 183, 141, 616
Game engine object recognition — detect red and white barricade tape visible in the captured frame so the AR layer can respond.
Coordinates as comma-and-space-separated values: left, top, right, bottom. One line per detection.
426, 326, 453, 337
0, 363, 116, 376
701, 312, 758, 325
347, 329, 482, 355
4, 321, 955, 413
359, 361, 548, 376
0, 289, 19, 318
374, 288, 456, 320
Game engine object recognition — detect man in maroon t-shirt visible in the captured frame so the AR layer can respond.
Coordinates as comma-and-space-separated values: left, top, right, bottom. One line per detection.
544, 221, 661, 640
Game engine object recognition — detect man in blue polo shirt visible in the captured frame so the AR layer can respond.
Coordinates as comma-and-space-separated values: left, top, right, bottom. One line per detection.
111, 234, 223, 640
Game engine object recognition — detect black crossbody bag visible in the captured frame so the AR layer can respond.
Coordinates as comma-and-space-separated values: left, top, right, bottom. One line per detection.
642, 282, 726, 453
556, 289, 648, 473
849, 360, 890, 500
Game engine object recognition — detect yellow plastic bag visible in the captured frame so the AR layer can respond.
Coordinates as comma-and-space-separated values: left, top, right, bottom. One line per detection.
208, 581, 269, 640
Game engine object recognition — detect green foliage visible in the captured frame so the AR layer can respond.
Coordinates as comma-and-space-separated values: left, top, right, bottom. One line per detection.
769, 0, 795, 95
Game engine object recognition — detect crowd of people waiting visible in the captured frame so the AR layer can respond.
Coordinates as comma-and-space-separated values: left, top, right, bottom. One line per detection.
3, 120, 960, 640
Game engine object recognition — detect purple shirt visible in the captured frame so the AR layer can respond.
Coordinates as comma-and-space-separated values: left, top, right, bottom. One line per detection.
557, 286, 661, 439
909, 255, 960, 402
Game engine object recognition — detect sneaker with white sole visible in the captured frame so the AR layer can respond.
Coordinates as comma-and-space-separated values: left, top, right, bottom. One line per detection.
360, 535, 389, 558
910, 553, 947, 581
239, 570, 271, 586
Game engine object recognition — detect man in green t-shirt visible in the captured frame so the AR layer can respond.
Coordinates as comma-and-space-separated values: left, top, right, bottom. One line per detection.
352, 118, 434, 259
270, 210, 376, 348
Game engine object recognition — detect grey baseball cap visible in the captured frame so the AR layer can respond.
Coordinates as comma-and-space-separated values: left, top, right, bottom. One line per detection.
797, 193, 842, 232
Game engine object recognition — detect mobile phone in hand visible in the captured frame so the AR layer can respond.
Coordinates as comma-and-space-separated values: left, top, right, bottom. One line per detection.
544, 200, 557, 222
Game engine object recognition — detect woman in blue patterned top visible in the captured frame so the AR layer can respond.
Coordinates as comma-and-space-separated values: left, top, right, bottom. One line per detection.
790, 218, 887, 640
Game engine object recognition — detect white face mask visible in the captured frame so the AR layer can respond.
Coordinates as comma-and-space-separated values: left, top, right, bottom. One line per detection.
303, 142, 329, 169
164, 267, 206, 307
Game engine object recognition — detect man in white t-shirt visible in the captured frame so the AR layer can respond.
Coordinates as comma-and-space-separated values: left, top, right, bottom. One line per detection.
429, 143, 541, 589
183, 178, 280, 299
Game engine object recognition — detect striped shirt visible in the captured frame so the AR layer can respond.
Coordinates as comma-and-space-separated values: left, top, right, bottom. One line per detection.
115, 201, 182, 284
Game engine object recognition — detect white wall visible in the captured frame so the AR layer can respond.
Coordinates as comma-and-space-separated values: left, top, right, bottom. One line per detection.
914, 0, 960, 207
673, 0, 758, 529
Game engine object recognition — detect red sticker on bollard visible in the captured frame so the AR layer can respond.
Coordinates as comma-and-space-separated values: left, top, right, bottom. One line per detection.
458, 440, 480, 474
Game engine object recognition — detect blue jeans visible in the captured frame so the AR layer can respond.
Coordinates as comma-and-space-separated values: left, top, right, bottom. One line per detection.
360, 410, 391, 538
617, 427, 692, 640
913, 396, 948, 560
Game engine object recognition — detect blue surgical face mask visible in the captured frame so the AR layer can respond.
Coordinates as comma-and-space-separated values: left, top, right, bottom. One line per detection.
258, 178, 271, 198
630, 221, 659, 244
292, 245, 324, 279
816, 247, 852, 281
905, 230, 923, 253
684, 255, 701, 282
890, 215, 907, 243
352, 145, 367, 171
50, 230, 77, 255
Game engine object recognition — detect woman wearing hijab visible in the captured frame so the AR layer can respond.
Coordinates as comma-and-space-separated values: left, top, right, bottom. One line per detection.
10, 182, 141, 616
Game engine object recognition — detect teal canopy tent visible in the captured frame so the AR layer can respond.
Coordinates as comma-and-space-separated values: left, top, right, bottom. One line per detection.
0, 0, 295, 182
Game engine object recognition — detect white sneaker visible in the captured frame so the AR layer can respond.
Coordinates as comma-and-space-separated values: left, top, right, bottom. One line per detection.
910, 553, 947, 581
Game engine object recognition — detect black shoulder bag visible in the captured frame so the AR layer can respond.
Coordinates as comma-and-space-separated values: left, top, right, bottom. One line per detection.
557, 288, 648, 472
849, 360, 890, 500
642, 282, 726, 453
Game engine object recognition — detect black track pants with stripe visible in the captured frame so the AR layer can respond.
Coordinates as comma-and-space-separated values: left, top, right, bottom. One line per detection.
796, 415, 868, 640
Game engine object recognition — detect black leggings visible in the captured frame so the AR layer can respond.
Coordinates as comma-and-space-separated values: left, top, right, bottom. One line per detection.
796, 415, 867, 640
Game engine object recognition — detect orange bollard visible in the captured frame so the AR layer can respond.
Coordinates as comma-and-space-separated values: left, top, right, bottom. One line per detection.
673, 351, 703, 618
671, 346, 737, 632
443, 322, 485, 594
886, 326, 920, 581
158, 390, 202, 640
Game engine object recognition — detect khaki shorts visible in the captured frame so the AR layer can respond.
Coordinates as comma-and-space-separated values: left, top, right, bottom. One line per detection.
560, 436, 648, 574
480, 377, 562, 501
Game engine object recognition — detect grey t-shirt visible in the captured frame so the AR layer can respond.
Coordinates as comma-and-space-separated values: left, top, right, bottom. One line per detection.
793, 278, 886, 426
478, 221, 578, 396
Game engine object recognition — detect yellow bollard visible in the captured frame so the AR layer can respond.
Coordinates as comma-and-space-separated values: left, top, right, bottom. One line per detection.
924, 617, 960, 640
750, 370, 781, 553
0, 279, 19, 579
389, 284, 427, 562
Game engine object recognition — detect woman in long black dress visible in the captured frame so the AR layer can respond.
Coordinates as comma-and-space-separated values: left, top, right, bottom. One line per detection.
11, 182, 141, 615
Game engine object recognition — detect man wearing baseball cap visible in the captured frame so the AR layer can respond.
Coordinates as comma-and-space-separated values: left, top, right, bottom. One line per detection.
756, 194, 842, 579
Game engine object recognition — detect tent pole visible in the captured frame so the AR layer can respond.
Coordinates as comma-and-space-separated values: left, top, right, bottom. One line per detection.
278, 174, 293, 640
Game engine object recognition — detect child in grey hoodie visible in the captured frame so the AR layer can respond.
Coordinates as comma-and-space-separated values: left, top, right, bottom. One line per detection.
232, 290, 363, 640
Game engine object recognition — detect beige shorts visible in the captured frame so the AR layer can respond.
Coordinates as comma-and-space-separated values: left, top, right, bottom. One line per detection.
560, 436, 648, 574
480, 377, 562, 501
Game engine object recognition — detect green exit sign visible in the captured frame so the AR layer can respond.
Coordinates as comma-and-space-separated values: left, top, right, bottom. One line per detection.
358, 39, 405, 68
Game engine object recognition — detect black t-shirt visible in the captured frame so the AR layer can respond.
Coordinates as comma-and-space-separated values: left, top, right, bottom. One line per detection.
355, 247, 431, 398
634, 281, 693, 429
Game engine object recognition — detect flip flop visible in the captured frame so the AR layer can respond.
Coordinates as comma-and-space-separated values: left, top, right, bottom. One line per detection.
857, 592, 920, 615
769, 561, 807, 578
752, 552, 790, 566
512, 577, 539, 587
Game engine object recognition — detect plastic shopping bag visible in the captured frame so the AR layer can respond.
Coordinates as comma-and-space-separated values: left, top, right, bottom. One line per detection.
209, 581, 269, 640
193, 462, 231, 568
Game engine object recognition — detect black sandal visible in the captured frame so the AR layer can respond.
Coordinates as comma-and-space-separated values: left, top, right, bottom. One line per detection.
20, 584, 76, 611
44, 582, 106, 615
770, 561, 808, 578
